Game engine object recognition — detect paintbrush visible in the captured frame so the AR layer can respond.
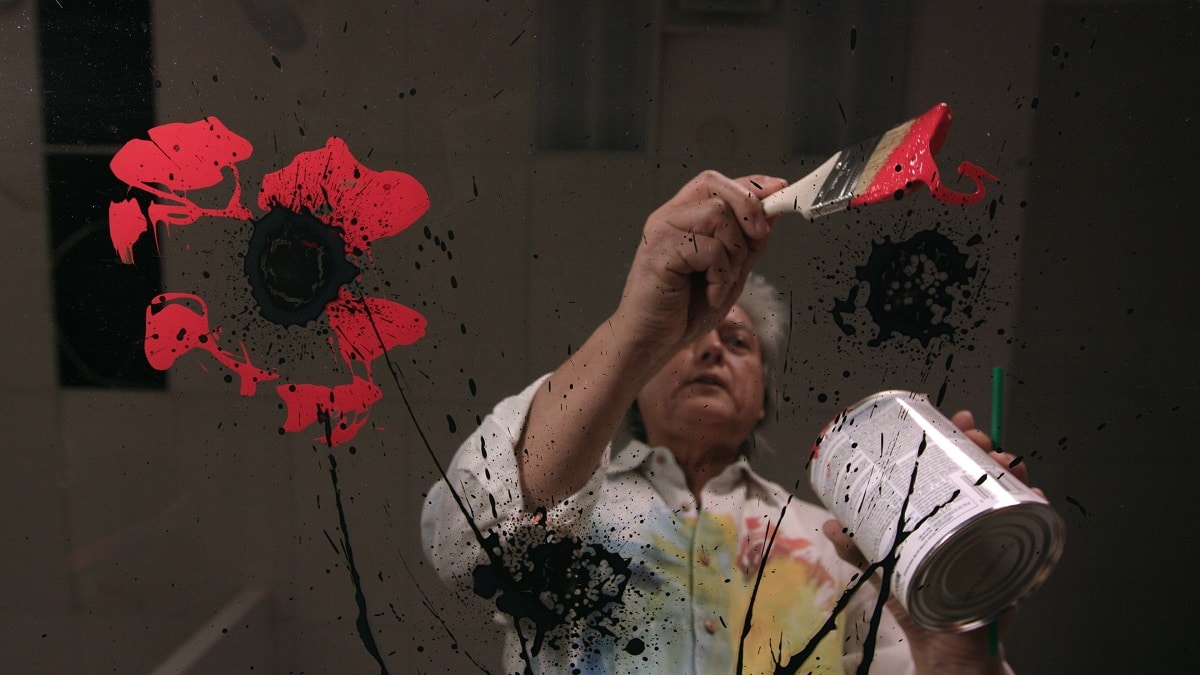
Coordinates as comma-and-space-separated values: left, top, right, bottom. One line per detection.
762, 102, 998, 219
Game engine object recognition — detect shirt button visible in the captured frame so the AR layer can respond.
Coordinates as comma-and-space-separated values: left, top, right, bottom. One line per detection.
704, 619, 717, 634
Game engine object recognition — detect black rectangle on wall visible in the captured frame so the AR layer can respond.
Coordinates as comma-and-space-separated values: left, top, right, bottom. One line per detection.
47, 152, 165, 388
38, 0, 155, 146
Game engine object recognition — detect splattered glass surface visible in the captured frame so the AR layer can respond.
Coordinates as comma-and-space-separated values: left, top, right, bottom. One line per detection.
2, 1, 1197, 673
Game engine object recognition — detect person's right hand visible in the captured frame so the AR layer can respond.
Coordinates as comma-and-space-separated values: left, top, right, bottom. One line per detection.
611, 171, 786, 361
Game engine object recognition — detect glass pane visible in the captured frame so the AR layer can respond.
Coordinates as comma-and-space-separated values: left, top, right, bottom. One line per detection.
1, 1, 1195, 673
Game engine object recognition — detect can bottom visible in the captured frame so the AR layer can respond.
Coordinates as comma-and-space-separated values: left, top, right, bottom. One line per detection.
905, 503, 1065, 632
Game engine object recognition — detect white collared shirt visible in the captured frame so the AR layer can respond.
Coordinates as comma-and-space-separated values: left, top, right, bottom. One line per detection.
422, 376, 922, 674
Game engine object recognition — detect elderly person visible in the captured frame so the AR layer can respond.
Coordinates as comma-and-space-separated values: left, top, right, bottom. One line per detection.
422, 171, 1022, 673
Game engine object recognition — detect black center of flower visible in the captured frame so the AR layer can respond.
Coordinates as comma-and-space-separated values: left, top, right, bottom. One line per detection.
245, 206, 359, 326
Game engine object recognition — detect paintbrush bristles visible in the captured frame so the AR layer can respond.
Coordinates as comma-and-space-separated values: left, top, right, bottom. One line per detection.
852, 119, 915, 196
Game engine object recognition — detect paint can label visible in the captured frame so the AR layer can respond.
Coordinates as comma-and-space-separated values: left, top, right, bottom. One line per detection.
809, 390, 1064, 632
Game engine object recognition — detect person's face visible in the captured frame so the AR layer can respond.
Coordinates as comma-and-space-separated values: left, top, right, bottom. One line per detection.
636, 304, 767, 449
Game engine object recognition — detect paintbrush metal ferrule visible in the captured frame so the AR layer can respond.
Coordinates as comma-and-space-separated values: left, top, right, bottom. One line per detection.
808, 132, 884, 217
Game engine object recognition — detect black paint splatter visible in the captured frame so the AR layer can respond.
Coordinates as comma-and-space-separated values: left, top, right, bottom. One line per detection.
471, 511, 632, 663
244, 205, 359, 326
353, 288, 631, 674
317, 404, 334, 447
832, 230, 977, 347
936, 357, 953, 406
327, 453, 390, 675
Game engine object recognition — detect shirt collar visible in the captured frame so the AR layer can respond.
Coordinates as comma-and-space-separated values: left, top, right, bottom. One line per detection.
608, 438, 656, 474
608, 438, 787, 507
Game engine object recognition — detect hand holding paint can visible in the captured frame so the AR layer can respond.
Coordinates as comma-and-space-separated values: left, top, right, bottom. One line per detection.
809, 391, 1064, 632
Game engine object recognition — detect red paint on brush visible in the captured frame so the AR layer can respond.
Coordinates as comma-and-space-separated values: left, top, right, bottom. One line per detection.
144, 293, 278, 395
108, 117, 254, 263
850, 103, 998, 209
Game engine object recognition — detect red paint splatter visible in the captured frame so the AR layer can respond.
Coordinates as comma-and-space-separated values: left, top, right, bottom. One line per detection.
258, 137, 430, 258
109, 117, 430, 447
144, 293, 278, 395
736, 515, 831, 589
851, 102, 998, 209
108, 117, 254, 263
278, 376, 382, 447
271, 290, 424, 445
326, 288, 427, 370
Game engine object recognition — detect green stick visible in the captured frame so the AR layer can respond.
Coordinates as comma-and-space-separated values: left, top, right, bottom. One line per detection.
991, 366, 1004, 448
988, 365, 1004, 656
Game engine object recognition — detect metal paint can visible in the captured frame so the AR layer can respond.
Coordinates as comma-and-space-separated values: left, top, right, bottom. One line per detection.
809, 390, 1064, 632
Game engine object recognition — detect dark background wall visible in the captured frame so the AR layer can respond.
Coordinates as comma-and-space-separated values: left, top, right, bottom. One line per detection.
0, 1, 1195, 672
1006, 2, 1199, 671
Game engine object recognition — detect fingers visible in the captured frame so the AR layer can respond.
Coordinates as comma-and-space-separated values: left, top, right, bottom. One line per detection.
618, 170, 787, 351
953, 408, 1037, 488
952, 410, 993, 452
992, 450, 1031, 485
738, 174, 790, 198
822, 518, 868, 569
689, 171, 771, 239
951, 409, 975, 431
659, 231, 737, 307
963, 428, 994, 453
653, 171, 784, 309
730, 175, 787, 279
666, 171, 784, 242
734, 173, 790, 228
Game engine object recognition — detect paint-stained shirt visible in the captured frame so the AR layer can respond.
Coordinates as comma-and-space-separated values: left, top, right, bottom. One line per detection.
422, 376, 922, 674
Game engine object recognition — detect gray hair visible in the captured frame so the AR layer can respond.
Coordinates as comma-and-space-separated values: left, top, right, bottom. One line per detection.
624, 273, 788, 458
736, 272, 787, 394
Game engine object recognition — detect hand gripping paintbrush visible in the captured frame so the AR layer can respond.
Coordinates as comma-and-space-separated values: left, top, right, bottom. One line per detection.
761, 102, 998, 219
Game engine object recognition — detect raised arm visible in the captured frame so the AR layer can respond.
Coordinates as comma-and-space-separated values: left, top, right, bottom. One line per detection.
516, 171, 787, 510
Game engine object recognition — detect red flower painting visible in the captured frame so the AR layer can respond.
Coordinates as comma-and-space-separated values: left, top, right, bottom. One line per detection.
108, 117, 429, 447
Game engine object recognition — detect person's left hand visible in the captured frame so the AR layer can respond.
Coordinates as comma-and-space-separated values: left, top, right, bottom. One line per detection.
822, 409, 1037, 674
